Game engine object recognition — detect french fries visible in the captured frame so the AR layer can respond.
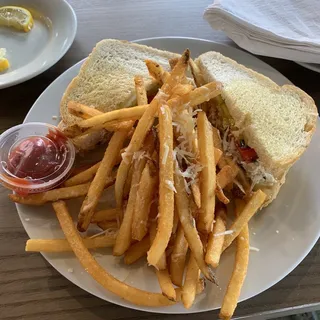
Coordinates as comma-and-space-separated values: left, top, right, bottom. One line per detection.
132, 162, 158, 241
147, 105, 174, 267
68, 101, 103, 119
174, 171, 215, 282
182, 254, 199, 309
149, 221, 176, 300
134, 76, 148, 105
223, 190, 266, 251
220, 199, 249, 320
53, 201, 175, 307
78, 128, 131, 232
115, 49, 189, 208
113, 156, 148, 256
25, 234, 116, 252
78, 105, 147, 130
169, 224, 188, 287
98, 220, 119, 230
18, 50, 270, 315
9, 183, 90, 205
145, 59, 169, 85
91, 208, 120, 223
205, 205, 227, 268
64, 161, 102, 187
124, 236, 150, 265
197, 111, 216, 234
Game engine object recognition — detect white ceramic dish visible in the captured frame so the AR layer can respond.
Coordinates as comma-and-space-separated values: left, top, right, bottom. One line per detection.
19, 37, 320, 314
0, 0, 77, 89
296, 62, 320, 73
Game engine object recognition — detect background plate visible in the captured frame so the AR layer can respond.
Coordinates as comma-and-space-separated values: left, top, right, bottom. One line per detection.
0, 0, 77, 88
20, 37, 320, 314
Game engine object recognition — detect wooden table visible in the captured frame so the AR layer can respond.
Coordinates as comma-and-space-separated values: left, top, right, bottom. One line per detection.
1, 1, 319, 319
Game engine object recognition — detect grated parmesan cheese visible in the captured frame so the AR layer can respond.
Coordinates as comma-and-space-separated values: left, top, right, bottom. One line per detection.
89, 228, 118, 239
214, 230, 234, 237
165, 180, 177, 193
249, 246, 260, 252
160, 106, 166, 115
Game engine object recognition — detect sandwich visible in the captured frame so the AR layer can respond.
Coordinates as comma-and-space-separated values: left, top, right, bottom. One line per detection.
59, 39, 179, 150
60, 39, 318, 206
194, 52, 318, 205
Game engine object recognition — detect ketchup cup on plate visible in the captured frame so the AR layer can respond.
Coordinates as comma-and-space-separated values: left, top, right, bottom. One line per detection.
0, 123, 75, 194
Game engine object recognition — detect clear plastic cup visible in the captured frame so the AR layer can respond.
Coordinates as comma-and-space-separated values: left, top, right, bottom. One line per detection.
0, 122, 75, 194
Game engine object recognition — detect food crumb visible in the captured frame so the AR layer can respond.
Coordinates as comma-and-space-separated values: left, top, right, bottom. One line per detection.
252, 232, 256, 235
25, 218, 30, 222
276, 230, 279, 234
52, 115, 58, 120
68, 268, 74, 273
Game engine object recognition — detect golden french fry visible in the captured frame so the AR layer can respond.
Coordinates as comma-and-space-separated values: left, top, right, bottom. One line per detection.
78, 128, 131, 232
191, 182, 201, 209
68, 101, 103, 119
148, 105, 174, 267
167, 82, 222, 111
91, 208, 120, 223
149, 220, 167, 270
77, 105, 147, 129
149, 221, 176, 300
182, 254, 199, 309
145, 59, 169, 85
132, 162, 158, 241
97, 220, 119, 230
171, 84, 194, 99
223, 190, 266, 251
205, 205, 227, 268
134, 75, 148, 106
216, 165, 239, 192
64, 161, 102, 187
197, 111, 216, 233
52, 201, 175, 307
9, 183, 90, 205
156, 269, 177, 301
216, 185, 230, 204
220, 199, 249, 320
115, 49, 190, 208
25, 234, 116, 252
174, 171, 215, 282
124, 236, 150, 265
169, 224, 188, 287
113, 157, 148, 256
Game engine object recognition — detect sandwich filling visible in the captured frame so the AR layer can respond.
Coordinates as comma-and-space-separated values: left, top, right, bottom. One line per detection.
209, 95, 276, 193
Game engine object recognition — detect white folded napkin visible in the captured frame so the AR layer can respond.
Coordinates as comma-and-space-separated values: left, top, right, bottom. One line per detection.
204, 0, 320, 63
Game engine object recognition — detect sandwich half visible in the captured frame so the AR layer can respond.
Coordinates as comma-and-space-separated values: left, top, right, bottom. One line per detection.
59, 39, 178, 150
195, 52, 318, 206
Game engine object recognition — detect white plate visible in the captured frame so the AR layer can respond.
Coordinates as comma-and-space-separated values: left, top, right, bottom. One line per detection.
0, 0, 77, 88
20, 37, 320, 314
296, 61, 320, 73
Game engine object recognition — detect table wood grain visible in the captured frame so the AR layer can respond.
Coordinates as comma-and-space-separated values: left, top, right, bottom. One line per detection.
1, 1, 319, 319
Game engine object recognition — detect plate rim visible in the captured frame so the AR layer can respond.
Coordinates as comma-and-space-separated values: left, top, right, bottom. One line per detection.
0, 0, 77, 89
20, 36, 320, 314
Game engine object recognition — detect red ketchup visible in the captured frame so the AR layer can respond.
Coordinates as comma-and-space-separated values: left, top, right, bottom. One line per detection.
0, 123, 75, 194
8, 136, 66, 180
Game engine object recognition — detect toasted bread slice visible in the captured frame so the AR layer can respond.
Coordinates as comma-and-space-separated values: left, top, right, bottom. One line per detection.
60, 39, 178, 150
195, 51, 318, 204
61, 39, 178, 126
